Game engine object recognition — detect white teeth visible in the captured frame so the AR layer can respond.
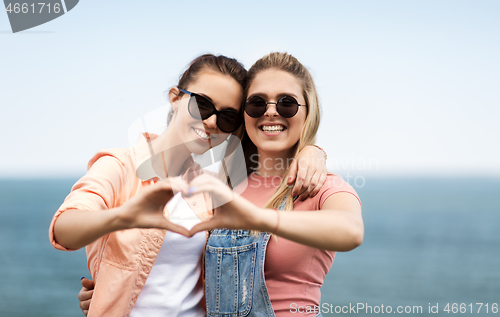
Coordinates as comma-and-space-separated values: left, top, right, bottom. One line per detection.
194, 128, 210, 140
261, 125, 285, 133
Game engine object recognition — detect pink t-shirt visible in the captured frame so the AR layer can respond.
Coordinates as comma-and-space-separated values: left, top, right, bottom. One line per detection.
237, 173, 361, 316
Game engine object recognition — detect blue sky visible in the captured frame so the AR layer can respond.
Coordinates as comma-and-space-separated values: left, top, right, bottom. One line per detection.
1, 0, 499, 178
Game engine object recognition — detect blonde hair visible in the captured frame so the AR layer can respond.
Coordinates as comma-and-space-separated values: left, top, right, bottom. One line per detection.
244, 52, 321, 210
168, 54, 247, 125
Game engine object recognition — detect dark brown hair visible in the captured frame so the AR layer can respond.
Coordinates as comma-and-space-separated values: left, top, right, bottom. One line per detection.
178, 54, 247, 91
169, 54, 249, 189
168, 54, 247, 124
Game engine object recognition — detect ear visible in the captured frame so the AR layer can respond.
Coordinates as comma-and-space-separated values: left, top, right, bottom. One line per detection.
168, 87, 183, 111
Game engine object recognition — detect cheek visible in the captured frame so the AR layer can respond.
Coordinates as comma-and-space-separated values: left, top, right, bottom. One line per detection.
243, 114, 251, 125
244, 116, 257, 131
289, 117, 306, 138
176, 105, 198, 127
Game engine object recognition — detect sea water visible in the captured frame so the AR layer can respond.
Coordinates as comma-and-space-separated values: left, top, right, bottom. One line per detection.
0, 177, 499, 316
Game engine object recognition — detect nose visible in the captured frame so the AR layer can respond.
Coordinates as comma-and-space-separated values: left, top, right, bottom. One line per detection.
264, 102, 279, 117
203, 114, 217, 130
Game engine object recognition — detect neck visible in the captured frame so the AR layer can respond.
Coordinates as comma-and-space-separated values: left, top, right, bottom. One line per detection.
254, 149, 293, 177
149, 126, 193, 178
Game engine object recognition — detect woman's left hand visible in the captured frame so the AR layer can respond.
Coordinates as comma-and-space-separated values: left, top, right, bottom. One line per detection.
286, 145, 327, 200
78, 277, 94, 316
184, 174, 267, 236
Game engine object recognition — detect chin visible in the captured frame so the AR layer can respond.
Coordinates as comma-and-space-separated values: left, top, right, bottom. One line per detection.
259, 143, 288, 154
187, 139, 225, 155
187, 143, 211, 156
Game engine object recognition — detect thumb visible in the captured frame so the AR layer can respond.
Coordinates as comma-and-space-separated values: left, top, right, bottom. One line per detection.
188, 219, 218, 237
80, 277, 95, 290
287, 159, 298, 185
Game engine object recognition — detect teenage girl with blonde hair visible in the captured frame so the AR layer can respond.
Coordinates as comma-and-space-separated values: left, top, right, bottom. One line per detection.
185, 52, 364, 317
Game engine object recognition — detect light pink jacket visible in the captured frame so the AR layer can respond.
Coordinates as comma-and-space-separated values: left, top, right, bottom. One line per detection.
49, 141, 212, 316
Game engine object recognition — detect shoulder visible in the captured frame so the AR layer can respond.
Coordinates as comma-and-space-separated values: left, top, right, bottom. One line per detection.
79, 148, 139, 192
316, 174, 361, 208
87, 148, 132, 170
63, 148, 141, 209
322, 174, 357, 191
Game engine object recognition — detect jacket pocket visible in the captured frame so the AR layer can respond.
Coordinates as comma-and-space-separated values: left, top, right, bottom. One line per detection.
205, 242, 257, 317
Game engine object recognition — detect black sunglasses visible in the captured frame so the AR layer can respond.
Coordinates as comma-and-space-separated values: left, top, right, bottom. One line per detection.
179, 88, 242, 133
244, 95, 307, 118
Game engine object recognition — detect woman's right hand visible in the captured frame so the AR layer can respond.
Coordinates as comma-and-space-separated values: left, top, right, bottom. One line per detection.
78, 277, 94, 316
54, 178, 191, 250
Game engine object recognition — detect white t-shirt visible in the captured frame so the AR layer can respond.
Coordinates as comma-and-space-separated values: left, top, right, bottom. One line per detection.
130, 193, 206, 317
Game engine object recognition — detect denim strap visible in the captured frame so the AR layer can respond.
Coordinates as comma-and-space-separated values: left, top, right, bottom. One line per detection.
205, 197, 289, 316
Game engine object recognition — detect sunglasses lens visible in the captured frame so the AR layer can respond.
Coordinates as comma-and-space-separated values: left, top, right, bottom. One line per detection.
244, 96, 267, 118
189, 95, 216, 120
188, 93, 241, 133
218, 111, 242, 133
277, 96, 299, 118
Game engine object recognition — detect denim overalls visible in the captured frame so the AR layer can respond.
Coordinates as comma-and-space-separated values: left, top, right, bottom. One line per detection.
205, 194, 324, 317
205, 196, 324, 317
205, 228, 275, 317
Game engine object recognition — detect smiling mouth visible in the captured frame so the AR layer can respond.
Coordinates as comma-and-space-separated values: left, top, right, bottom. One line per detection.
193, 128, 213, 140
259, 124, 286, 133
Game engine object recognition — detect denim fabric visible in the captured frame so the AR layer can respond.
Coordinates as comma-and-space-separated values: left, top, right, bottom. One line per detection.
205, 229, 274, 317
205, 199, 288, 316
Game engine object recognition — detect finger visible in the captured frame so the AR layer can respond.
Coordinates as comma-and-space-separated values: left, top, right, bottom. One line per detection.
300, 166, 320, 200
183, 182, 214, 196
80, 297, 92, 310
83, 310, 89, 317
186, 173, 218, 189
80, 277, 94, 290
292, 164, 307, 197
152, 178, 188, 196
293, 158, 309, 197
142, 183, 174, 204
305, 171, 321, 198
297, 183, 309, 201
296, 173, 314, 201
184, 182, 233, 204
298, 183, 310, 201
182, 176, 209, 196
156, 180, 183, 197
286, 159, 298, 185
157, 219, 191, 237
167, 177, 190, 193
311, 172, 326, 197
188, 219, 221, 236
291, 179, 303, 198
78, 289, 94, 301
